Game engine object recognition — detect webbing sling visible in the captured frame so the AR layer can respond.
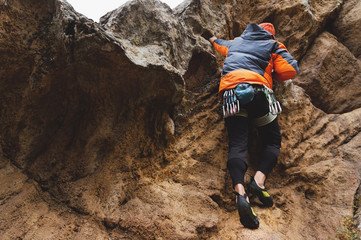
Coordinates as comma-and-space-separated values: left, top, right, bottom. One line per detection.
254, 112, 277, 127
233, 109, 276, 126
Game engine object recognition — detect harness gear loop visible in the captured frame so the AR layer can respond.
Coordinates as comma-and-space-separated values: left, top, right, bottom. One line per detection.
223, 88, 243, 118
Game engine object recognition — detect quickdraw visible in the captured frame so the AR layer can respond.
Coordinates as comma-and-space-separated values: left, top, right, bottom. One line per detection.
222, 88, 240, 118
262, 85, 282, 115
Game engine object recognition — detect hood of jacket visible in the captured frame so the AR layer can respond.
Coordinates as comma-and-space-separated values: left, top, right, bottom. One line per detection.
241, 23, 275, 40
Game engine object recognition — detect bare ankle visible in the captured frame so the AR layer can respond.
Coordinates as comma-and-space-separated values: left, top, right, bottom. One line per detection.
254, 171, 266, 189
234, 184, 250, 203
234, 183, 246, 196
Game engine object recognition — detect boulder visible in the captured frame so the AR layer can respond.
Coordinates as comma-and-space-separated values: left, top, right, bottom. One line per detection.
0, 0, 361, 239
176, 0, 343, 59
293, 32, 361, 114
333, 0, 361, 59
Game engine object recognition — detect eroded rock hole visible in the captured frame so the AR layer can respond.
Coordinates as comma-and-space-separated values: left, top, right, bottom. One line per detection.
183, 49, 219, 92
65, 21, 76, 35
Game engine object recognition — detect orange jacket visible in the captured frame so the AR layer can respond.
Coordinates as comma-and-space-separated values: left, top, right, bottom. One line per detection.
213, 24, 299, 92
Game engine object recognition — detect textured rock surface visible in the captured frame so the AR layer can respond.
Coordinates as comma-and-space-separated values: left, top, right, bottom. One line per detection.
1, 0, 361, 239
333, 0, 361, 59
293, 32, 361, 114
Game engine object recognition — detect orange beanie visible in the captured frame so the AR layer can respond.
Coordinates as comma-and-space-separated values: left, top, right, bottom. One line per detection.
259, 23, 275, 36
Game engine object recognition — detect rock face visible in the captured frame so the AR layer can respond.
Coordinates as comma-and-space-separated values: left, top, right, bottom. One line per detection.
333, 0, 361, 59
293, 32, 361, 114
1, 0, 361, 239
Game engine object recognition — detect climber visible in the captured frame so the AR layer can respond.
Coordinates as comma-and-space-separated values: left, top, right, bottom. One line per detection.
208, 23, 299, 229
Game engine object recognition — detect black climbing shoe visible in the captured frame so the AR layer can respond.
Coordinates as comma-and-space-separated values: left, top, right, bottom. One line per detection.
234, 191, 259, 229
247, 178, 273, 207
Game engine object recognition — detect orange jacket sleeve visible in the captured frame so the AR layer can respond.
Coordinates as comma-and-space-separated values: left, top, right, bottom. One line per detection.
213, 39, 232, 57
272, 42, 299, 81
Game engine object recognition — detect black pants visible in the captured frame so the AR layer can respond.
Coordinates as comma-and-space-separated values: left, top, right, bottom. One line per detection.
225, 91, 281, 187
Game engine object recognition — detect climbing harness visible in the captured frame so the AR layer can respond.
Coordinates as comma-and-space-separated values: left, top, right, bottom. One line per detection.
222, 84, 282, 122
253, 112, 277, 127
250, 84, 281, 127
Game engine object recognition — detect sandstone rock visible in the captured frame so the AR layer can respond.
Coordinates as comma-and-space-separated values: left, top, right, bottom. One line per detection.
116, 182, 219, 239
99, 0, 220, 92
355, 184, 361, 232
333, 0, 361, 59
0, 157, 109, 240
0, 0, 185, 237
1, 0, 361, 239
177, 0, 343, 59
100, 0, 196, 74
0, 0, 183, 184
163, 113, 175, 140
293, 31, 361, 114
276, 84, 361, 238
